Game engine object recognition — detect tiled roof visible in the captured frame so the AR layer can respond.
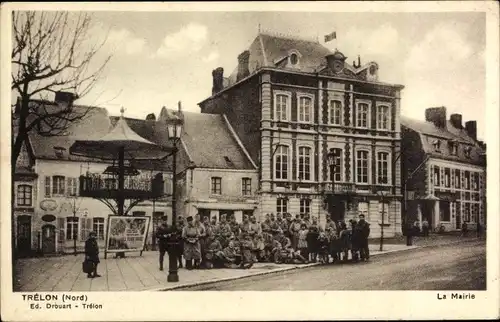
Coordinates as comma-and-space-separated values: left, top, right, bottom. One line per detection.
401, 116, 485, 165
28, 104, 112, 161
158, 108, 254, 170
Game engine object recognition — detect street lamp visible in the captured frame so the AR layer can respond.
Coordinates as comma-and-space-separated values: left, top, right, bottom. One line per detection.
326, 149, 337, 221
377, 190, 389, 251
165, 102, 184, 283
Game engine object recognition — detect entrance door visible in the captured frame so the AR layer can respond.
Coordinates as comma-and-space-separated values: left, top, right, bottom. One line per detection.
41, 225, 56, 254
328, 196, 346, 222
17, 215, 32, 257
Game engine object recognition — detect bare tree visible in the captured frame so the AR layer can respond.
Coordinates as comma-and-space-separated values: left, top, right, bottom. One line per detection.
11, 11, 111, 168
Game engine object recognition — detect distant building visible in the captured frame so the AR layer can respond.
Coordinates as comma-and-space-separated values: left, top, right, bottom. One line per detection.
158, 108, 259, 221
199, 32, 404, 237
12, 93, 173, 256
401, 107, 486, 232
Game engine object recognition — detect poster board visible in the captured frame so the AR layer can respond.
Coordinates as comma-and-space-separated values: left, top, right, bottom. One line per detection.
105, 215, 151, 257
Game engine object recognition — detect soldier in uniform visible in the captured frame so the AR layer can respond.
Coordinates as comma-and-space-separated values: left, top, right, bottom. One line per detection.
204, 234, 224, 269
182, 216, 201, 270
306, 216, 321, 262
261, 214, 272, 233
229, 215, 240, 236
239, 214, 251, 238
249, 215, 261, 241
155, 216, 171, 271
216, 214, 232, 248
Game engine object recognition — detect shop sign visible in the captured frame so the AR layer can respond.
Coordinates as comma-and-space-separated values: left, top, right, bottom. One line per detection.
40, 199, 57, 211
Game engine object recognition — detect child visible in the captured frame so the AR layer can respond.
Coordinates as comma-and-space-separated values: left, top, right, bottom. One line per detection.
298, 224, 309, 261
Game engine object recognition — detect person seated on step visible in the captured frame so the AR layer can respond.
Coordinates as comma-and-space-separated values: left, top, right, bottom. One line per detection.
253, 233, 266, 262
204, 234, 225, 269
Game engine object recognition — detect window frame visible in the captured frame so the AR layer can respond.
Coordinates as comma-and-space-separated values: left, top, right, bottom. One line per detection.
52, 175, 66, 196
297, 93, 314, 124
376, 102, 391, 131
297, 145, 313, 182
273, 90, 292, 122
210, 176, 222, 195
274, 144, 290, 180
378, 201, 390, 224
329, 148, 343, 182
241, 177, 252, 196
17, 184, 33, 207
276, 198, 288, 216
66, 217, 79, 241
376, 151, 391, 185
93, 217, 105, 240
299, 198, 311, 215
329, 99, 343, 126
355, 149, 371, 184
355, 100, 371, 129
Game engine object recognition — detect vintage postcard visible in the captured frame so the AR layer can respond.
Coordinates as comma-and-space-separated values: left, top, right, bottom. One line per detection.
1, 1, 499, 321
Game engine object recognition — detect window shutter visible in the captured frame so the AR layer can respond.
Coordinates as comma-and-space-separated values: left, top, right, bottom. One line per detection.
80, 217, 86, 241
66, 178, 72, 196
57, 217, 65, 243
45, 176, 51, 197
86, 218, 92, 240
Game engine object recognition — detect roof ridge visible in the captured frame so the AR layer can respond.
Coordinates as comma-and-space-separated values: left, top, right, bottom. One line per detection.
221, 114, 258, 170
259, 31, 320, 44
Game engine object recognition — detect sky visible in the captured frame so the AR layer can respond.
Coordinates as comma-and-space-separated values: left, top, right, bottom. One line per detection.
27, 11, 488, 140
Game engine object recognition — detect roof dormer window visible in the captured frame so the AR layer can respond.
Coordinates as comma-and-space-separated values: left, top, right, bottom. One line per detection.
464, 146, 472, 158
287, 50, 301, 67
448, 140, 458, 155
432, 139, 441, 152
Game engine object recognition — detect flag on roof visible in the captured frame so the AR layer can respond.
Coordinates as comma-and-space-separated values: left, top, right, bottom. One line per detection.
324, 31, 336, 43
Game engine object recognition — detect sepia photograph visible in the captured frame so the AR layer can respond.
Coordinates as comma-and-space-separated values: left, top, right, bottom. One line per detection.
1, 1, 499, 321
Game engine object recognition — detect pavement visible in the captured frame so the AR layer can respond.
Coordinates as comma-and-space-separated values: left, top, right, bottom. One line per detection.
13, 234, 482, 292
182, 238, 486, 291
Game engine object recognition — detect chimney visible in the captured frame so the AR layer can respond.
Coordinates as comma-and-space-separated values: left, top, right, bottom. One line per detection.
212, 67, 224, 95
55, 91, 78, 105
449, 114, 463, 129
425, 107, 447, 128
465, 120, 477, 141
236, 50, 250, 82
145, 113, 156, 121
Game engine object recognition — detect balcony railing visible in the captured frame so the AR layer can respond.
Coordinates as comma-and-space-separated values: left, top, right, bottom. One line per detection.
324, 182, 356, 194
79, 173, 164, 199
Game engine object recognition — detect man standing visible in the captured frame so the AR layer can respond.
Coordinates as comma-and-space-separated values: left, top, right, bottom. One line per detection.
356, 214, 370, 261
155, 216, 171, 271
182, 216, 201, 270
85, 232, 101, 278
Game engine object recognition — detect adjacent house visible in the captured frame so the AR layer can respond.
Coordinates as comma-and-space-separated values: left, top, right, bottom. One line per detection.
401, 107, 486, 232
158, 108, 259, 221
198, 32, 404, 237
12, 93, 173, 256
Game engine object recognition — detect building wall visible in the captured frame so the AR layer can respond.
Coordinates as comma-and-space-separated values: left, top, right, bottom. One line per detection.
200, 76, 261, 166
23, 159, 173, 254
178, 167, 259, 222
425, 158, 485, 232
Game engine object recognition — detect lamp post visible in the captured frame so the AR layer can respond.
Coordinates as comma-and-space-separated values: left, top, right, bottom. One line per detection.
377, 190, 389, 251
165, 103, 183, 283
326, 148, 337, 221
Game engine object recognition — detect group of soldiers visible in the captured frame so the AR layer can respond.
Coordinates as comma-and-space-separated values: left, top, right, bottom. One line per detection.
155, 212, 371, 271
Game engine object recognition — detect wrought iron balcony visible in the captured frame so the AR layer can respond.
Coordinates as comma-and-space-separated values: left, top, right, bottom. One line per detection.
324, 182, 356, 194
79, 173, 164, 200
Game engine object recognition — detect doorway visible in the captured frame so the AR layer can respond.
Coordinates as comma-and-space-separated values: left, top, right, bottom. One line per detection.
328, 196, 346, 222
17, 215, 32, 257
41, 225, 56, 254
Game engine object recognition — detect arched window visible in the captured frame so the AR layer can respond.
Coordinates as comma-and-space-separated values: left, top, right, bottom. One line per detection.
275, 145, 289, 180
298, 146, 312, 181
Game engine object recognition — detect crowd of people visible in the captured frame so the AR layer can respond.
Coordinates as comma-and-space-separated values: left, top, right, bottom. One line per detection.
156, 212, 371, 271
